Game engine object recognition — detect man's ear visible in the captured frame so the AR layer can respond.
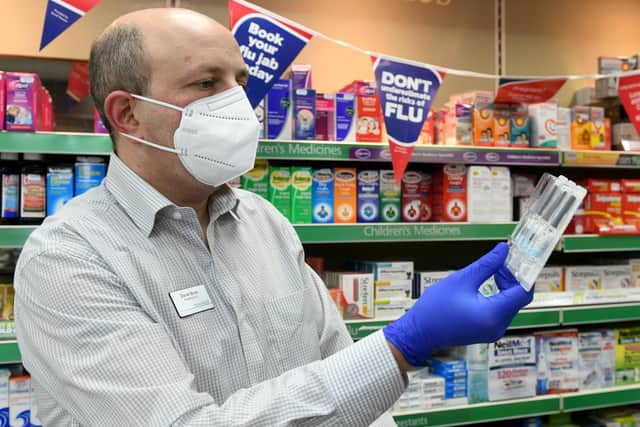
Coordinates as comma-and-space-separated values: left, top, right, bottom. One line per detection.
104, 91, 140, 135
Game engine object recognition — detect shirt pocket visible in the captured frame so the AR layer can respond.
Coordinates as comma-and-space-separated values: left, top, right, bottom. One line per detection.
264, 287, 322, 371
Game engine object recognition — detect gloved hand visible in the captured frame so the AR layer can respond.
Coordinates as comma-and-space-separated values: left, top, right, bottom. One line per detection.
383, 242, 533, 367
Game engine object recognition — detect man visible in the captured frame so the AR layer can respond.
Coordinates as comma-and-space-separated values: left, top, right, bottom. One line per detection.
14, 8, 532, 426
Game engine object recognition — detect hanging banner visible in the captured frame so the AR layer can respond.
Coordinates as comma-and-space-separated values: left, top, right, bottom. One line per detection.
66, 61, 90, 102
618, 74, 640, 136
229, 0, 313, 108
40, 0, 101, 51
373, 56, 443, 183
494, 78, 567, 104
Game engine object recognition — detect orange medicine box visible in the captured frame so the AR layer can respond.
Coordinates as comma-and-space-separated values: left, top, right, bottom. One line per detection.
493, 106, 511, 146
622, 179, 640, 193
473, 104, 494, 146
623, 193, 640, 227
584, 192, 623, 233
571, 106, 592, 150
440, 164, 468, 222
581, 179, 621, 193
334, 168, 357, 223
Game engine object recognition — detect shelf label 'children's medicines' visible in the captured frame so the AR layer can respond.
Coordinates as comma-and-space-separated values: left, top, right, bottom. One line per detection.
268, 167, 292, 220
357, 170, 380, 223
312, 168, 334, 223
334, 168, 357, 223
291, 167, 312, 224
380, 170, 401, 223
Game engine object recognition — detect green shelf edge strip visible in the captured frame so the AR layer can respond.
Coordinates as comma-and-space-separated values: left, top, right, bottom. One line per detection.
562, 235, 640, 253
563, 386, 640, 412
0, 132, 112, 155
563, 304, 640, 325
508, 309, 560, 329
0, 341, 20, 364
294, 223, 515, 244
393, 397, 560, 427
0, 227, 36, 248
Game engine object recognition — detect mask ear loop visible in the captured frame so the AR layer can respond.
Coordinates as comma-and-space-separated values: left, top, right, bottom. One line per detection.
130, 93, 184, 112
120, 132, 186, 155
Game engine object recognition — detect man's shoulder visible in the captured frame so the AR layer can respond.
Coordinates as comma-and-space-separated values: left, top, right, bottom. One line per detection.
234, 188, 287, 223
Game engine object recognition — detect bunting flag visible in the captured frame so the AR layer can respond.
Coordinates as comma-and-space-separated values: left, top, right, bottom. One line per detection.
66, 61, 90, 102
40, 0, 101, 51
618, 74, 640, 137
373, 56, 443, 183
494, 78, 567, 104
229, 0, 314, 108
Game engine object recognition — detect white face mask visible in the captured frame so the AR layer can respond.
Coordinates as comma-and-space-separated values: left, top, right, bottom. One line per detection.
121, 86, 260, 187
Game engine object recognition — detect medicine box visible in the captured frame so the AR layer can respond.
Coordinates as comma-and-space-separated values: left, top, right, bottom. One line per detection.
615, 326, 640, 385
0, 72, 4, 131
401, 171, 432, 222
357, 261, 414, 281
341, 81, 383, 143
291, 64, 312, 90
529, 103, 557, 148
622, 179, 640, 193
374, 279, 412, 299
509, 109, 530, 147
266, 79, 292, 140
325, 272, 374, 319
5, 72, 40, 132
9, 375, 30, 427
493, 106, 511, 146
584, 192, 623, 233
488, 335, 536, 401
312, 168, 334, 223
455, 104, 473, 145
254, 100, 265, 139
315, 93, 335, 141
571, 106, 592, 150
535, 267, 564, 292
333, 168, 357, 223
335, 93, 356, 141
467, 166, 492, 223
357, 170, 380, 223
440, 164, 468, 222
380, 170, 401, 223
418, 109, 435, 145
290, 167, 312, 224
601, 265, 633, 288
564, 266, 603, 291
46, 166, 74, 216
556, 107, 571, 150
74, 159, 106, 196
581, 179, 621, 193
599, 329, 616, 388
623, 193, 640, 228
590, 107, 608, 150
473, 104, 494, 146
268, 167, 292, 219
0, 369, 8, 423
373, 298, 411, 320
578, 331, 605, 390
414, 271, 452, 298
241, 159, 270, 199
631, 259, 640, 288
535, 329, 579, 393
293, 89, 316, 140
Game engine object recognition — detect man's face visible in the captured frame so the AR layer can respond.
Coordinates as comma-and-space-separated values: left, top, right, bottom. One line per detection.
131, 13, 249, 186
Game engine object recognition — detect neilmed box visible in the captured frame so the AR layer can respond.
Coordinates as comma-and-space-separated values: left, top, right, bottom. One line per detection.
291, 167, 312, 224
268, 166, 292, 219
334, 168, 357, 223
315, 93, 335, 141
312, 168, 334, 223
488, 335, 536, 401
5, 72, 40, 131
335, 93, 356, 141
293, 89, 316, 140
241, 159, 269, 199
266, 79, 292, 140
357, 170, 380, 223
380, 170, 401, 223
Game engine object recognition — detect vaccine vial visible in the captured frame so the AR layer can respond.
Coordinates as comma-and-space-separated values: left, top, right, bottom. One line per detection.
506, 174, 586, 291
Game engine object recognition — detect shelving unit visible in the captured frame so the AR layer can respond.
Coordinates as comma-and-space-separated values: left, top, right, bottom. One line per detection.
562, 234, 640, 253
0, 341, 21, 364
0, 131, 112, 155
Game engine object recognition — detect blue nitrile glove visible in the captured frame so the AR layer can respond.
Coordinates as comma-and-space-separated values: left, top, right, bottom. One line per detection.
383, 242, 533, 367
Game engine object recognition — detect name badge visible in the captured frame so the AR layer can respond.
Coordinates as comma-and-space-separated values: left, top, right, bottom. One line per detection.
169, 285, 214, 318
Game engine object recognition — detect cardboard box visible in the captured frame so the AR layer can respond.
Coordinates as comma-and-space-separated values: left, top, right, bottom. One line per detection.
312, 168, 334, 223
490, 167, 512, 223
581, 179, 621, 193
335, 93, 356, 141
374, 279, 412, 299
290, 167, 312, 224
9, 375, 30, 427
266, 79, 292, 140
418, 109, 435, 145
488, 335, 536, 401
358, 261, 414, 281
342, 81, 383, 143
374, 298, 411, 319
291, 64, 312, 90
241, 159, 270, 199
467, 166, 492, 223
357, 170, 380, 223
535, 329, 579, 394
613, 123, 639, 149
571, 106, 592, 150
590, 107, 609, 150
293, 89, 316, 140
631, 259, 640, 288
535, 267, 564, 292
529, 103, 558, 148
509, 109, 530, 147
5, 72, 40, 131
326, 272, 374, 319
401, 171, 432, 222
584, 192, 623, 233
494, 106, 511, 146
0, 72, 4, 131
440, 164, 468, 222
455, 104, 473, 145
556, 107, 571, 150
602, 265, 633, 288
473, 104, 494, 146
622, 179, 640, 193
599, 329, 616, 388
564, 266, 603, 291
334, 168, 357, 223
414, 271, 452, 298
623, 193, 640, 228
578, 332, 605, 390
268, 167, 292, 219
315, 93, 335, 141
615, 326, 640, 385
255, 100, 265, 139
380, 170, 401, 222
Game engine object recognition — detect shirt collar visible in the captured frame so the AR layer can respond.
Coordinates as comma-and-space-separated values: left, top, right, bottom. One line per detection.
105, 154, 242, 236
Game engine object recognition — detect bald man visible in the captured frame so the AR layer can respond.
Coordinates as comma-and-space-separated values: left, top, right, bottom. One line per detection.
14, 7, 532, 427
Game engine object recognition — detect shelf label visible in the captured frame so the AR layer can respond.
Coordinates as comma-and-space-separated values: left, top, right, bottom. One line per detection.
563, 151, 640, 168
257, 141, 350, 159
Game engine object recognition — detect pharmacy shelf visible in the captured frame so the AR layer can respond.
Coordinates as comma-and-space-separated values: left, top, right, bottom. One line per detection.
0, 226, 36, 248
346, 303, 640, 340
561, 150, 640, 169
392, 385, 640, 426
257, 140, 560, 166
0, 131, 112, 155
294, 223, 515, 244
392, 395, 560, 427
0, 341, 20, 364
562, 234, 640, 253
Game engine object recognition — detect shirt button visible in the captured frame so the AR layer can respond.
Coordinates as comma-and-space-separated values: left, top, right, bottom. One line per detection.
172, 212, 182, 220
